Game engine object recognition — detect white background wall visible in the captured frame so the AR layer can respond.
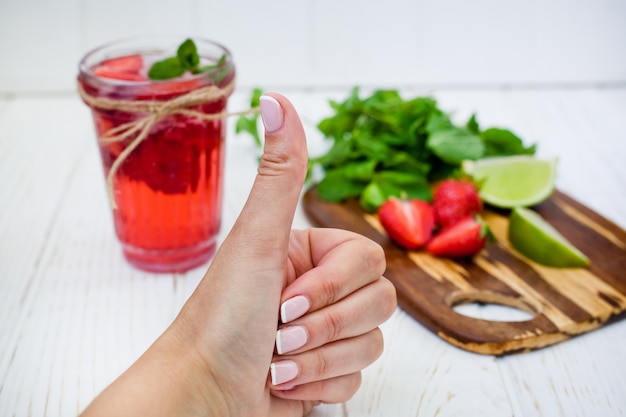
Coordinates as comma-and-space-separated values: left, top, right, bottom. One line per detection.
0, 0, 625, 93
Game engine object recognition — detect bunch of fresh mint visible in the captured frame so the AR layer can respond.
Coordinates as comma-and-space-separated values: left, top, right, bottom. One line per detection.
235, 87, 536, 212
310, 87, 536, 212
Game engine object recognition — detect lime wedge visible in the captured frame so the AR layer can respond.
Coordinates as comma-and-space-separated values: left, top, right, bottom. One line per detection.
462, 156, 557, 208
508, 207, 590, 268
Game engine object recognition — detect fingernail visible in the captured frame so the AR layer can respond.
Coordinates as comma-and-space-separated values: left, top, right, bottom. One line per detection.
270, 360, 299, 385
259, 95, 284, 133
276, 325, 308, 355
280, 295, 310, 323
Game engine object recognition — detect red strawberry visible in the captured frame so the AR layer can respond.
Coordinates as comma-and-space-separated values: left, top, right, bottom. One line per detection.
99, 54, 144, 74
148, 77, 205, 97
426, 215, 489, 258
433, 179, 482, 229
378, 198, 435, 250
93, 68, 147, 81
93, 54, 146, 81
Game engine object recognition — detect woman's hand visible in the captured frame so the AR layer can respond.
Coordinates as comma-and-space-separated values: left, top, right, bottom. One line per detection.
80, 93, 396, 417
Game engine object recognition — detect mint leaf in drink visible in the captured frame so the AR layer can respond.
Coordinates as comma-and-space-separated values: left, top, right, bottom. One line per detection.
177, 38, 200, 70
148, 38, 230, 81
148, 57, 185, 80
198, 54, 226, 73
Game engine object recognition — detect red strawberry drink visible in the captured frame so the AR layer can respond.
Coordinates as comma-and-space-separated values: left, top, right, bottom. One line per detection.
78, 37, 235, 273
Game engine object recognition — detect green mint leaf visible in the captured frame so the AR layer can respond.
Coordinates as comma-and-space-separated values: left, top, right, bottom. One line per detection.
235, 117, 261, 147
381, 151, 430, 176
359, 172, 432, 212
235, 88, 264, 148
200, 55, 232, 84
360, 181, 388, 213
249, 87, 263, 107
198, 54, 227, 73
427, 128, 485, 164
177, 38, 200, 71
426, 111, 454, 134
316, 169, 366, 202
481, 128, 537, 157
342, 160, 378, 182
311, 139, 355, 169
466, 114, 480, 134
148, 57, 185, 80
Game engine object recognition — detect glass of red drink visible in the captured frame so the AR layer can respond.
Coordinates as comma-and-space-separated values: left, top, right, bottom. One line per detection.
77, 36, 235, 273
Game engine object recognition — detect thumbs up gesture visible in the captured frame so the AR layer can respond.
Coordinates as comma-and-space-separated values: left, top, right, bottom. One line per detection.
80, 93, 397, 417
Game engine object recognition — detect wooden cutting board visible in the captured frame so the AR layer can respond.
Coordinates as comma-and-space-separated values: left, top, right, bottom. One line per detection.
302, 187, 626, 355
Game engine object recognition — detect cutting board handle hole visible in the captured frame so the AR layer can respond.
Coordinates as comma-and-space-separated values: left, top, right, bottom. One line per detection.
448, 290, 537, 323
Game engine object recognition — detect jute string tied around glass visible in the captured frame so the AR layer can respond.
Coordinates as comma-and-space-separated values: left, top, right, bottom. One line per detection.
77, 80, 259, 209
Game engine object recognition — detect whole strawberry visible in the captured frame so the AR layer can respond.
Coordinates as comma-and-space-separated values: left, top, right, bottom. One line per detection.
378, 198, 435, 250
433, 179, 482, 229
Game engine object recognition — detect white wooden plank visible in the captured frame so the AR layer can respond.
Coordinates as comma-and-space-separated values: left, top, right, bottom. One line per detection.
0, 97, 92, 374
499, 323, 626, 416
344, 310, 514, 417
1, 150, 187, 414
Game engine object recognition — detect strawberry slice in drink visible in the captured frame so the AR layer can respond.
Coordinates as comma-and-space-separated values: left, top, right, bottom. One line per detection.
93, 54, 147, 81
100, 54, 144, 73
93, 68, 147, 81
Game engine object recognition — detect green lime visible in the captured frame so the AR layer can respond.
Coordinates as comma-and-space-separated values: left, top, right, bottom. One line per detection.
462, 156, 558, 208
508, 207, 590, 268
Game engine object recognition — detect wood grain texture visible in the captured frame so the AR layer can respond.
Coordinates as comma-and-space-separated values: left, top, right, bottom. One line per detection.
303, 187, 626, 355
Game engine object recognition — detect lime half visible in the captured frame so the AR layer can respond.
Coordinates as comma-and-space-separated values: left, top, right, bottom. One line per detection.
508, 207, 590, 268
462, 156, 558, 208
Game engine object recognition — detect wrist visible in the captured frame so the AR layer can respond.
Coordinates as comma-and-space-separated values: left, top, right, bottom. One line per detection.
159, 320, 232, 417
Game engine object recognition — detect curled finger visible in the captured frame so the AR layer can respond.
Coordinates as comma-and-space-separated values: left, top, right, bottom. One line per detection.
271, 372, 362, 404
269, 327, 384, 389
281, 228, 387, 323
275, 277, 396, 355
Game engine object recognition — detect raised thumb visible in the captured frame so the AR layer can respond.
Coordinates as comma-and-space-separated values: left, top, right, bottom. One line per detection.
172, 94, 309, 395
221, 93, 308, 269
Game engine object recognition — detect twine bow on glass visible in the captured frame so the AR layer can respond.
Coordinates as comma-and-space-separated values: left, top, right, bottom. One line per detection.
77, 81, 259, 209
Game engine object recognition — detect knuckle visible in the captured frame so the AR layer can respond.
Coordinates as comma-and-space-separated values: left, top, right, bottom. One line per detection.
313, 348, 332, 379
320, 275, 341, 306
323, 310, 345, 342
257, 152, 288, 177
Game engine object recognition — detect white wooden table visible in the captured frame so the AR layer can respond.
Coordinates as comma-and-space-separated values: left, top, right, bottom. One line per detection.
1, 87, 625, 416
